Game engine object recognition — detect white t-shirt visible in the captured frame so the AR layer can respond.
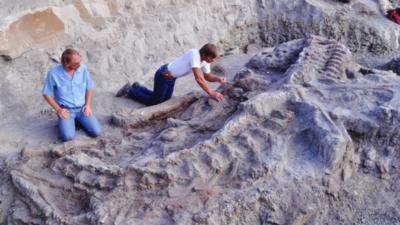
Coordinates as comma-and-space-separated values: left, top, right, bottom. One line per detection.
167, 49, 211, 78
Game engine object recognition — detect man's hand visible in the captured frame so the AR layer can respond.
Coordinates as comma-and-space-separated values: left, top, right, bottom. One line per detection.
210, 91, 224, 102
193, 68, 224, 102
82, 105, 92, 117
218, 77, 226, 85
162, 71, 174, 79
56, 108, 69, 119
43, 95, 69, 119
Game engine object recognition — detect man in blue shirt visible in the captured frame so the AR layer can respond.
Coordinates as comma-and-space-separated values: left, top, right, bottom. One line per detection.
42, 49, 101, 141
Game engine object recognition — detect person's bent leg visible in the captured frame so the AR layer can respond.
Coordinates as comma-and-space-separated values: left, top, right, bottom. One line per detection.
127, 85, 156, 106
77, 112, 102, 138
153, 68, 173, 104
128, 65, 170, 106
58, 112, 76, 142
164, 78, 177, 101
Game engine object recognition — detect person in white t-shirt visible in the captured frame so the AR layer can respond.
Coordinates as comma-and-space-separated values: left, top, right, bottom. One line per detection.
116, 43, 226, 105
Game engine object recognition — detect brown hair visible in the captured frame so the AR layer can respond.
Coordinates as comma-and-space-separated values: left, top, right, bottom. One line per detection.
61, 48, 80, 65
199, 43, 218, 58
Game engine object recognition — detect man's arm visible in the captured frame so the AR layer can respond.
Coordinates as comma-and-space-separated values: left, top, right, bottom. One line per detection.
43, 95, 69, 119
82, 89, 93, 116
204, 73, 226, 84
42, 71, 70, 118
193, 68, 224, 102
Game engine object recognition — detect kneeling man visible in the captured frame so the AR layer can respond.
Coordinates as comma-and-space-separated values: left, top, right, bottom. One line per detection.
116, 43, 226, 105
42, 49, 101, 141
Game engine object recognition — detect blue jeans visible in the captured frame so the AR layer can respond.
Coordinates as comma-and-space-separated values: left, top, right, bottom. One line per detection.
127, 64, 177, 106
58, 107, 101, 141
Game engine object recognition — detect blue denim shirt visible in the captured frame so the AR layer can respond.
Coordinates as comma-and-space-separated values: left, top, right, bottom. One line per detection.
42, 64, 94, 108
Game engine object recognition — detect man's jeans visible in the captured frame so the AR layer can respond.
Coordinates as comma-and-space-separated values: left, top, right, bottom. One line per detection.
127, 64, 177, 106
58, 107, 101, 141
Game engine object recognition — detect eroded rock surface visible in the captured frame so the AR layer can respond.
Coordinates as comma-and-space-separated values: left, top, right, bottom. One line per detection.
6, 36, 400, 225
258, 0, 400, 54
380, 56, 400, 75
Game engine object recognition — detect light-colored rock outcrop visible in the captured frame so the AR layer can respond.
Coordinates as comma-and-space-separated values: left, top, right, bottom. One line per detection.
0, 1, 124, 59
0, 8, 65, 60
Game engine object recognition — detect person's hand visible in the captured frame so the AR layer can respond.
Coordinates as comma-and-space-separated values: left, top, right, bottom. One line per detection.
218, 77, 226, 85
210, 91, 224, 102
56, 108, 69, 119
162, 71, 174, 79
82, 105, 92, 117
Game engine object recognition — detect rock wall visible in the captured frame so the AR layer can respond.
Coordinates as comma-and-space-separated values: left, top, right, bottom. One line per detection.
258, 0, 400, 54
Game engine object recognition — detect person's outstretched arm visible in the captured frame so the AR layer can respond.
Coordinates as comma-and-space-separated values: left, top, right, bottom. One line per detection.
193, 68, 224, 102
204, 73, 226, 84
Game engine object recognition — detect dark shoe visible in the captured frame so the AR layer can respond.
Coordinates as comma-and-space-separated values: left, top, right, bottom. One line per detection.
131, 81, 140, 88
116, 82, 131, 97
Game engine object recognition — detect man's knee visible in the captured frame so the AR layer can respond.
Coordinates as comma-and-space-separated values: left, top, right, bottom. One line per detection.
89, 128, 101, 138
153, 96, 171, 105
58, 119, 75, 141
86, 125, 101, 138
60, 132, 75, 142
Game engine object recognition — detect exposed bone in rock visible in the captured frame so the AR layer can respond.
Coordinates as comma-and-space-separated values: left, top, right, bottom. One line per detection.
111, 92, 202, 128
6, 36, 400, 224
